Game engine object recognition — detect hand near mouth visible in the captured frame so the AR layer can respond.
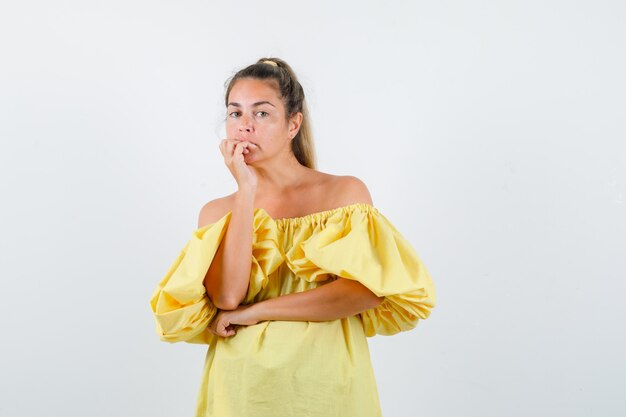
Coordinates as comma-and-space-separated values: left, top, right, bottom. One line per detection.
219, 138, 259, 189
238, 140, 258, 155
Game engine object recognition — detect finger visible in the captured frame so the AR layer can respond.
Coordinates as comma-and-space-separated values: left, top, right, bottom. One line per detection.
233, 142, 246, 159
209, 319, 223, 337
208, 321, 219, 335
242, 141, 257, 154
225, 325, 236, 336
224, 139, 237, 155
219, 139, 229, 157
219, 319, 233, 337
224, 141, 238, 164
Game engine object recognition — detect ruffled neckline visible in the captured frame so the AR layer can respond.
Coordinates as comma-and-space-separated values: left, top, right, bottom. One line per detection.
195, 202, 378, 232
255, 202, 377, 225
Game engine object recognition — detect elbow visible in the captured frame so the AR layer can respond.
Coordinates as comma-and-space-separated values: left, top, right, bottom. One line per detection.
343, 278, 385, 310
205, 282, 244, 311
213, 295, 241, 311
369, 295, 385, 309
362, 285, 385, 309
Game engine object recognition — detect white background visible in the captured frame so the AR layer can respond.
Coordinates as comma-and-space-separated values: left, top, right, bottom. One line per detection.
1, 1, 624, 416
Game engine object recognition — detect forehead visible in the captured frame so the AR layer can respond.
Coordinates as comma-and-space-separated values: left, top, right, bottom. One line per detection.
228, 78, 281, 106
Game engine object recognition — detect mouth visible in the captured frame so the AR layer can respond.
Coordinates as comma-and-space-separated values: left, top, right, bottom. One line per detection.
236, 137, 256, 144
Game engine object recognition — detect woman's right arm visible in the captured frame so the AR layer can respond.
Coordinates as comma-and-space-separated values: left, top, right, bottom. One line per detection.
199, 187, 255, 311
201, 138, 259, 310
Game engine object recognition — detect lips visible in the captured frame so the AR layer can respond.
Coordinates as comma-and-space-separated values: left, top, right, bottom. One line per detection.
236, 138, 256, 145
237, 139, 258, 148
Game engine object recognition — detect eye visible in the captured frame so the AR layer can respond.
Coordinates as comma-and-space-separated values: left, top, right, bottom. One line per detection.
256, 111, 269, 117
228, 111, 240, 118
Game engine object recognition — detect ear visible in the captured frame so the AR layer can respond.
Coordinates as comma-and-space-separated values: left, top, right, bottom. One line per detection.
288, 112, 303, 139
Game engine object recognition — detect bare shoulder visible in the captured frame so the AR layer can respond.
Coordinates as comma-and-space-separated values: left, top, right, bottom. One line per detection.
330, 175, 373, 206
197, 194, 236, 228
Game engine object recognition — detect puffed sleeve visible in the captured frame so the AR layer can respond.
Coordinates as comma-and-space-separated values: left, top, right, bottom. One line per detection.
149, 209, 284, 344
149, 213, 231, 344
294, 205, 436, 337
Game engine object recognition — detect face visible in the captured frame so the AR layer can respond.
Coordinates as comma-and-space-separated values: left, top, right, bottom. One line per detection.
225, 78, 301, 163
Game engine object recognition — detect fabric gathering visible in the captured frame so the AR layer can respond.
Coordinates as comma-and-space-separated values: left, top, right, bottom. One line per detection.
149, 202, 436, 417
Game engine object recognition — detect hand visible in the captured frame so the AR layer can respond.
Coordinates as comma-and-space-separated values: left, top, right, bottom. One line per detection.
208, 303, 260, 338
219, 138, 259, 190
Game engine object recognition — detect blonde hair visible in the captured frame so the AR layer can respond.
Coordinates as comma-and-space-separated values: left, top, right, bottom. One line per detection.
223, 57, 317, 169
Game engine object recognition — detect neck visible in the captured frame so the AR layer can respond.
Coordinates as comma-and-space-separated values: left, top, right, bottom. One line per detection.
252, 149, 310, 194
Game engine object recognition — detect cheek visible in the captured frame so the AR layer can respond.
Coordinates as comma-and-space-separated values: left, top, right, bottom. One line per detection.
225, 122, 238, 135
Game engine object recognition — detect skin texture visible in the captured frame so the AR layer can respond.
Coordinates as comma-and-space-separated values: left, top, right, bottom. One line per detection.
199, 77, 384, 338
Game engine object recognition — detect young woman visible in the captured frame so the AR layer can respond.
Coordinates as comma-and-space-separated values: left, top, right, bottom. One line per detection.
150, 57, 437, 417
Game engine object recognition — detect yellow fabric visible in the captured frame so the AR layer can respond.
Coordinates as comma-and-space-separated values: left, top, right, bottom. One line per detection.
149, 202, 436, 417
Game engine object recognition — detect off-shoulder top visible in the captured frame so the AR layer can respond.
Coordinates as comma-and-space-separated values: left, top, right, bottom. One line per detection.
149, 202, 436, 344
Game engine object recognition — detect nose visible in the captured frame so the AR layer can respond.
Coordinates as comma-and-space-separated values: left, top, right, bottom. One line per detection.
238, 114, 253, 133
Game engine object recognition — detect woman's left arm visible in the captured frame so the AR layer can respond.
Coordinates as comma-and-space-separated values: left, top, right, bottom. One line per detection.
209, 279, 384, 337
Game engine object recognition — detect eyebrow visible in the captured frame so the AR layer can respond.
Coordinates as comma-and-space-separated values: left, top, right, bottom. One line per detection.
227, 101, 276, 108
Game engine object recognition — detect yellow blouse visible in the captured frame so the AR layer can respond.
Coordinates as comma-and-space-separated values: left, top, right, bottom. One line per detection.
149, 202, 436, 417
